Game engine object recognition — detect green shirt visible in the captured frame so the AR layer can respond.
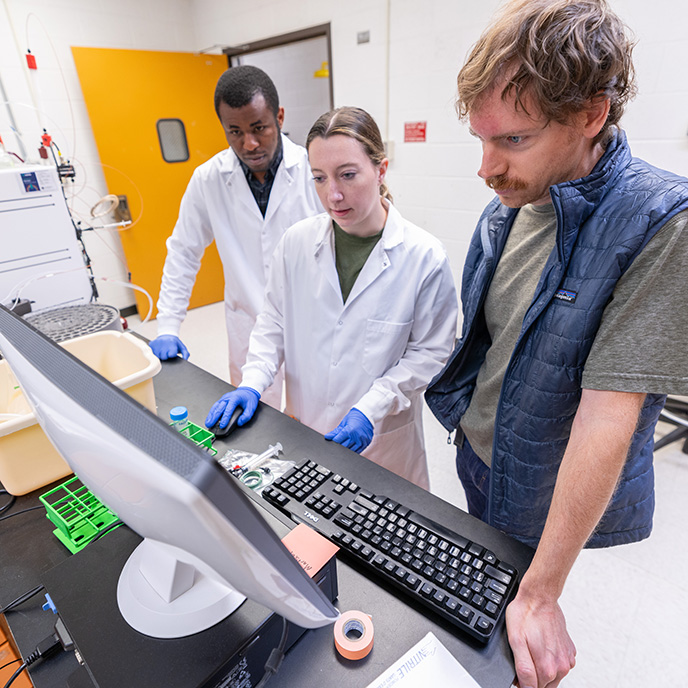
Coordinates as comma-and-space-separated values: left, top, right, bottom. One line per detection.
333, 221, 383, 303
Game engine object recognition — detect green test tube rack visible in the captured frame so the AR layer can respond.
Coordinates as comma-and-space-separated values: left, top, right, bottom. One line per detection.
39, 476, 120, 554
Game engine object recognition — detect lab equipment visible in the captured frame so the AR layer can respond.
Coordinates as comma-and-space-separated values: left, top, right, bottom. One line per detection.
324, 407, 374, 453
39, 476, 120, 553
231, 442, 283, 477
205, 386, 260, 430
261, 457, 519, 644
0, 165, 93, 311
149, 334, 189, 360
0, 305, 339, 637
169, 406, 189, 432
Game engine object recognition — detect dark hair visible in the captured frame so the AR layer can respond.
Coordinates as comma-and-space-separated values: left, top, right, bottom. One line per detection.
457, 0, 637, 142
214, 65, 280, 118
306, 107, 392, 202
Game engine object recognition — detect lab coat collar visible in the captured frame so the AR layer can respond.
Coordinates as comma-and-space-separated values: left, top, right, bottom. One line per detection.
312, 199, 405, 308
379, 200, 405, 250
219, 133, 299, 178
313, 199, 405, 254
220, 134, 300, 221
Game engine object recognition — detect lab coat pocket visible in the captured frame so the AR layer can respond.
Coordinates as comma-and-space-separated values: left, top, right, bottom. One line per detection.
362, 319, 413, 378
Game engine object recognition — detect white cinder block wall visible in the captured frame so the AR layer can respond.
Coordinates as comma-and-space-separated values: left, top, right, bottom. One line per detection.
1, 0, 687, 313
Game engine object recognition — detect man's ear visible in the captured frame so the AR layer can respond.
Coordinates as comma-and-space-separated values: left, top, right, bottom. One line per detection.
276, 107, 285, 130
580, 93, 611, 139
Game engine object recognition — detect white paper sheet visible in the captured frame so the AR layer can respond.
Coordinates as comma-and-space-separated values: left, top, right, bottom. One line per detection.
365, 631, 482, 688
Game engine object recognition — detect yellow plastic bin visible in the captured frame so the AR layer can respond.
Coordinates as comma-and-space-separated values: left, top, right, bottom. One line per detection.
0, 330, 161, 495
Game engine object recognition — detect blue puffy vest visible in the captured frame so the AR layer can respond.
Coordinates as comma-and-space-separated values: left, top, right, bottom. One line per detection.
426, 130, 688, 548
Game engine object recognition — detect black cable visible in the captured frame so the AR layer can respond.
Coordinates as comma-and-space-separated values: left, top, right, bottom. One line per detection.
0, 660, 20, 673
90, 520, 124, 543
0, 505, 43, 523
2, 662, 26, 688
2, 631, 63, 688
0, 489, 15, 516
255, 617, 289, 688
0, 585, 44, 615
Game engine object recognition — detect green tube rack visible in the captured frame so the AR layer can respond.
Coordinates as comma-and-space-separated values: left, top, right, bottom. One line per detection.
39, 476, 120, 554
40, 419, 217, 553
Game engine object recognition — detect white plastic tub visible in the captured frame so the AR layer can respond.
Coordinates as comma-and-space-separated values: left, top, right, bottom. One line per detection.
0, 330, 161, 495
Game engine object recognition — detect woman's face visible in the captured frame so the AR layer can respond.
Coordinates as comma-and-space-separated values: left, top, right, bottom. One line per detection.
308, 134, 388, 237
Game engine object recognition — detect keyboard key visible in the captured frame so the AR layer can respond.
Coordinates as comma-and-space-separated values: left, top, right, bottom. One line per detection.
349, 502, 368, 517
444, 597, 459, 614
485, 601, 499, 618
498, 562, 517, 576
468, 543, 484, 557
384, 561, 396, 575
405, 574, 420, 591
373, 555, 387, 568
457, 606, 474, 624
354, 495, 379, 512
360, 546, 374, 561
334, 514, 354, 530
420, 583, 435, 599
485, 565, 512, 586
488, 579, 507, 596
394, 566, 408, 582
483, 550, 497, 565
446, 579, 459, 594
484, 589, 503, 606
432, 590, 447, 605
475, 617, 494, 635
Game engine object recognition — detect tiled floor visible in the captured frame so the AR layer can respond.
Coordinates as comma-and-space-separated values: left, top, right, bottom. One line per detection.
129, 301, 688, 687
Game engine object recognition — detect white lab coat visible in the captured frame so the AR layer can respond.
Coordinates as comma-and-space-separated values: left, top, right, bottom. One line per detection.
156, 134, 323, 403
241, 202, 459, 488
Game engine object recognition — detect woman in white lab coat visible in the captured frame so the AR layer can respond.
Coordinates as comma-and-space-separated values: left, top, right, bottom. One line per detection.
206, 107, 458, 488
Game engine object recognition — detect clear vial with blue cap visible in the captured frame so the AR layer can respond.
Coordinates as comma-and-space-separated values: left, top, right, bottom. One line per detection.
170, 406, 189, 433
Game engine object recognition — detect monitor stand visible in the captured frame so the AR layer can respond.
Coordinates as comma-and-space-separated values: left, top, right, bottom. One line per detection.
117, 538, 246, 638
42, 519, 338, 688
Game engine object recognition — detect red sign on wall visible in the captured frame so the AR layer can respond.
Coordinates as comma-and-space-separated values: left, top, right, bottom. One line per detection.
404, 121, 427, 143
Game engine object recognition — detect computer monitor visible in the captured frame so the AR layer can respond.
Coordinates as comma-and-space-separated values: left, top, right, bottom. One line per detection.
0, 305, 339, 638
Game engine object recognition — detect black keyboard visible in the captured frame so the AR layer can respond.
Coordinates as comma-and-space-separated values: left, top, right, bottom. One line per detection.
262, 458, 518, 643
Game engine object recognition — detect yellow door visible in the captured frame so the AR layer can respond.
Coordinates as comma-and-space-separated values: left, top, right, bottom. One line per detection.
72, 47, 228, 319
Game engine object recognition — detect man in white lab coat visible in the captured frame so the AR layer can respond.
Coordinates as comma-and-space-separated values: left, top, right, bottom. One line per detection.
150, 66, 322, 406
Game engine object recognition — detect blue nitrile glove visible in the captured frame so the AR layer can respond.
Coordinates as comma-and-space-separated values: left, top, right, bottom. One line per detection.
149, 335, 190, 360
205, 387, 261, 429
324, 408, 374, 453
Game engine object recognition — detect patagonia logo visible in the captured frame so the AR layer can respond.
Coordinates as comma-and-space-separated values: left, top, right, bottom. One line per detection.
554, 289, 578, 303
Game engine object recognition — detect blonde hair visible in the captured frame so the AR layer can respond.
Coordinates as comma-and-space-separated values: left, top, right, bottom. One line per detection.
457, 0, 636, 142
307, 107, 393, 202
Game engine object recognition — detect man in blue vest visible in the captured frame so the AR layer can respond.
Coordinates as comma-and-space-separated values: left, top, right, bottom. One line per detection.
426, 1, 688, 686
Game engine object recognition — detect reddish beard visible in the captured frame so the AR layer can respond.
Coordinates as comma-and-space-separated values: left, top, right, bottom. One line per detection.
485, 173, 527, 191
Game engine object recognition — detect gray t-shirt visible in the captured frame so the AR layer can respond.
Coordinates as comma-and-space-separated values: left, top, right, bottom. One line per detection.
461, 205, 688, 466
